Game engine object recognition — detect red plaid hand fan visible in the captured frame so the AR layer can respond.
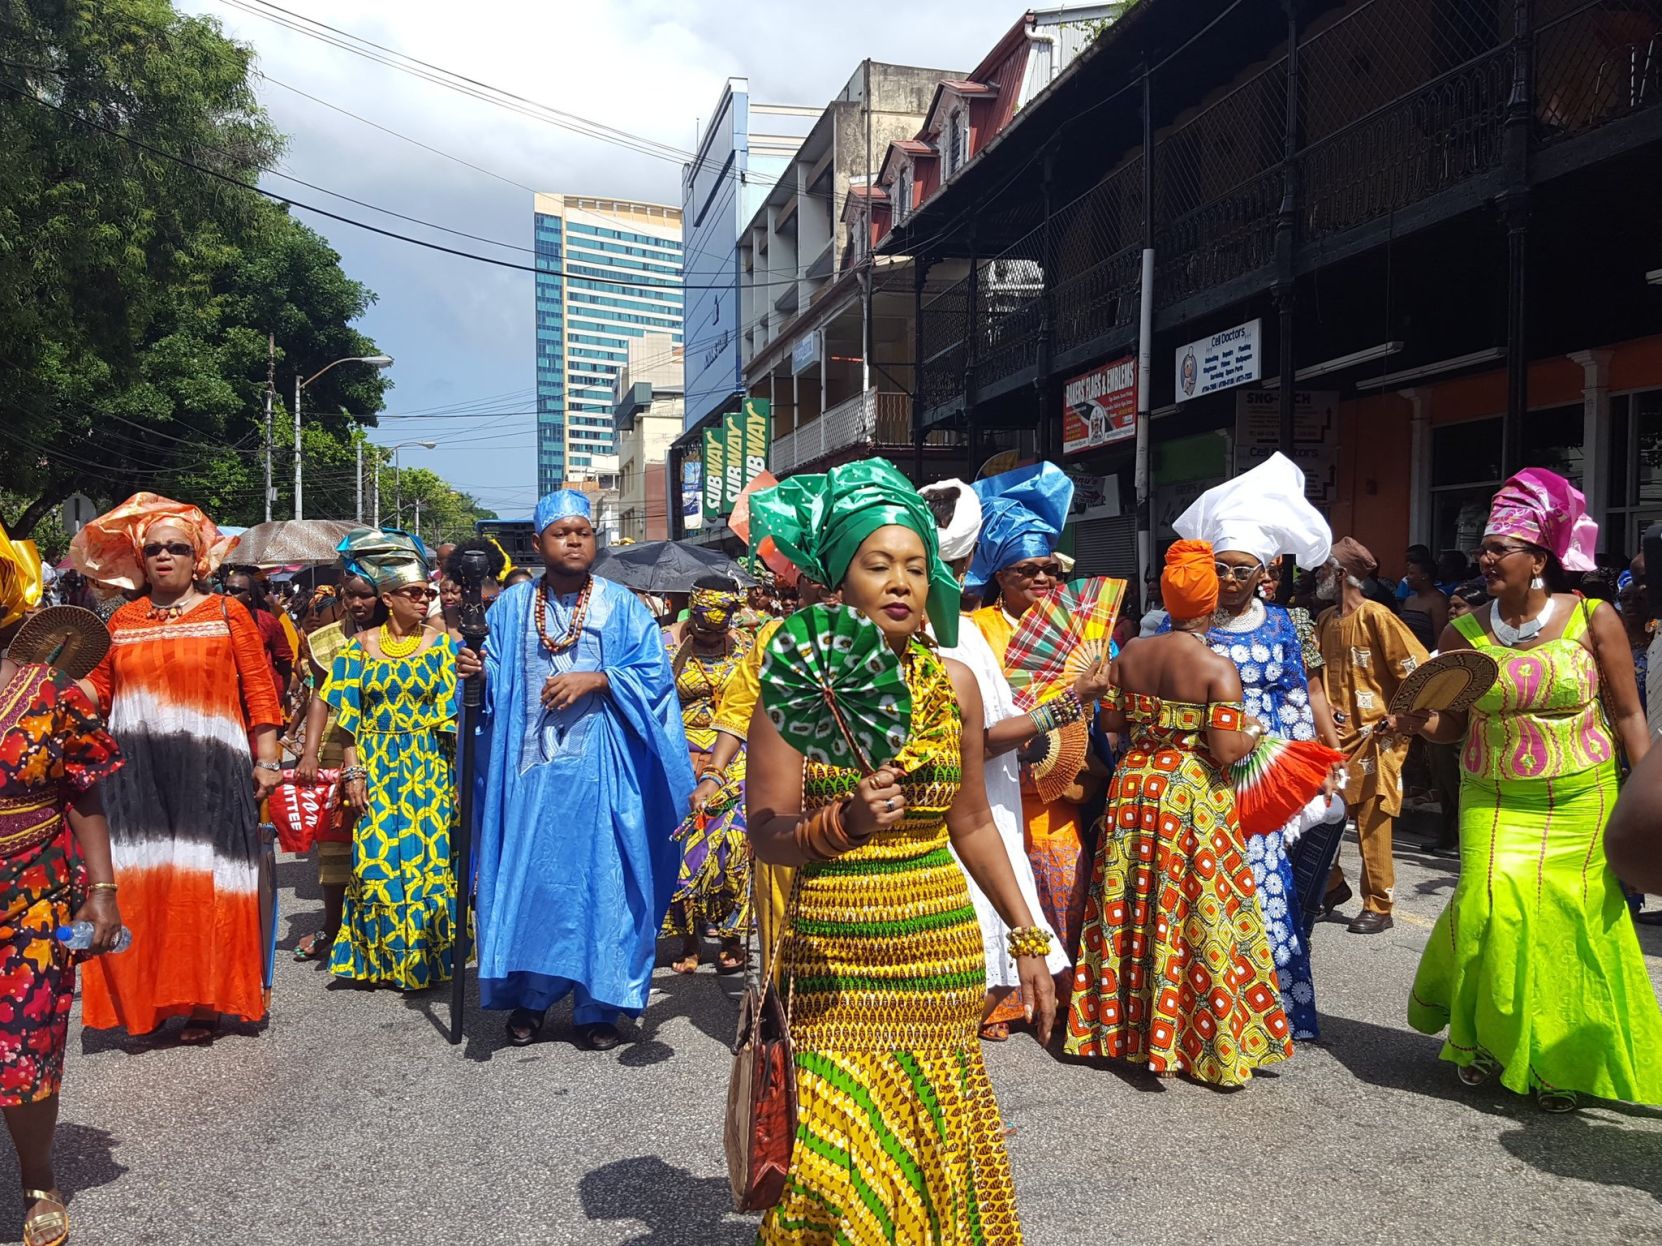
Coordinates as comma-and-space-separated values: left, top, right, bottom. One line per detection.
1005, 576, 1128, 710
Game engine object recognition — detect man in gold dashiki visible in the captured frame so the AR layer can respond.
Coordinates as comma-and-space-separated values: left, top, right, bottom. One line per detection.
1316, 537, 1429, 934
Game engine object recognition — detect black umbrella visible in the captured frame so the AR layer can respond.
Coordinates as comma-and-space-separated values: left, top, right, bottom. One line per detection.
591, 541, 756, 594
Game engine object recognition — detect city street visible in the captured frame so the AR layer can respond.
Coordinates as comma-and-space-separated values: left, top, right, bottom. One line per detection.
16, 830, 1662, 1246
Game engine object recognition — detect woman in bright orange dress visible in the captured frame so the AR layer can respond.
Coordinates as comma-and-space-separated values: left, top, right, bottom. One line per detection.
71, 494, 283, 1042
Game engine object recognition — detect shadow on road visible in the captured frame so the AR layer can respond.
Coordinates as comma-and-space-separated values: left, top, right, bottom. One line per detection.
580, 1155, 755, 1245
0, 1122, 126, 1205
638, 963, 744, 1052
1321, 1011, 1662, 1201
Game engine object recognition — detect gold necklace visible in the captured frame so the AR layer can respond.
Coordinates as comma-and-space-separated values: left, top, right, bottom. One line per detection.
379, 623, 423, 658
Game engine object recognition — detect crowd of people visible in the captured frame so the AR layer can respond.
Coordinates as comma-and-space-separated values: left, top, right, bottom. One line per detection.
0, 450, 1656, 1244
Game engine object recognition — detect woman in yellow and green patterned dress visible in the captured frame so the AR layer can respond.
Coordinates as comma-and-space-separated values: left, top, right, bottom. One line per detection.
747, 460, 1059, 1246
662, 575, 754, 973
324, 529, 458, 991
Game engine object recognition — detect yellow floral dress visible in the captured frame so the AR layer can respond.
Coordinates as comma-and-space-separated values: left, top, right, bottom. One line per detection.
761, 641, 1021, 1246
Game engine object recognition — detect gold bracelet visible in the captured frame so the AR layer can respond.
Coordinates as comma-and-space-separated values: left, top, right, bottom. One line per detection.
1006, 925, 1053, 959
88, 882, 119, 893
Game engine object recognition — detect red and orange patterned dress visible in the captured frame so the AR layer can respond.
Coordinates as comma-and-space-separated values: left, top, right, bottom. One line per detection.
81, 596, 282, 1033
1064, 692, 1293, 1086
0, 663, 123, 1103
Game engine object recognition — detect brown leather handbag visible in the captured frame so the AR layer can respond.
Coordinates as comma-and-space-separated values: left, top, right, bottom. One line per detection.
723, 887, 798, 1212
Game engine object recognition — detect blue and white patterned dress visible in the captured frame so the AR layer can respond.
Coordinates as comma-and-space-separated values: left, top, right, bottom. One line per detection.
1165, 598, 1321, 1039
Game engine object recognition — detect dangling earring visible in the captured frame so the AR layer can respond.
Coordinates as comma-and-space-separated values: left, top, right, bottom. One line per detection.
1530, 575, 1545, 591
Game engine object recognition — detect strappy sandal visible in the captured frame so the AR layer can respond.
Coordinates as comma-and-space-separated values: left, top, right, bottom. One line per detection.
505, 1008, 545, 1047
1456, 1052, 1501, 1087
979, 1021, 1012, 1042
671, 940, 701, 975
1537, 1088, 1579, 1114
714, 938, 747, 976
294, 930, 330, 962
21, 1188, 68, 1246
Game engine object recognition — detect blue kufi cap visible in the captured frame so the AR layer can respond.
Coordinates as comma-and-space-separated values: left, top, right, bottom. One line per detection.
534, 489, 592, 534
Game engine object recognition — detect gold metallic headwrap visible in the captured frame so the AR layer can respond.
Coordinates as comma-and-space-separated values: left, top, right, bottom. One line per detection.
0, 519, 44, 631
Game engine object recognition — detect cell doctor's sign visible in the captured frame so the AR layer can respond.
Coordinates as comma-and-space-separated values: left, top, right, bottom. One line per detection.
1175, 319, 1261, 400
1062, 355, 1137, 456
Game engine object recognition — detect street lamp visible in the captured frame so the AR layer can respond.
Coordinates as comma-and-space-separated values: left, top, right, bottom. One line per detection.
294, 354, 394, 520
392, 440, 437, 527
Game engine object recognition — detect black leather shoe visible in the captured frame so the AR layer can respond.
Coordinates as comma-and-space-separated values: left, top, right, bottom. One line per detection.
576, 1022, 622, 1051
1321, 880, 1353, 917
1347, 910, 1394, 934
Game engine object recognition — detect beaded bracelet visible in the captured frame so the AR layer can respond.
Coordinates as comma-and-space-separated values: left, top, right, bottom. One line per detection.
1027, 689, 1085, 736
340, 766, 369, 782
1006, 925, 1054, 959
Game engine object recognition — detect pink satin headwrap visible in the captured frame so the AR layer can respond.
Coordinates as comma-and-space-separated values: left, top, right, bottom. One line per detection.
1484, 468, 1597, 573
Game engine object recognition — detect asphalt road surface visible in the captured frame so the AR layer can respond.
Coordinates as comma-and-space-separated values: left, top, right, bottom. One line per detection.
9, 829, 1662, 1245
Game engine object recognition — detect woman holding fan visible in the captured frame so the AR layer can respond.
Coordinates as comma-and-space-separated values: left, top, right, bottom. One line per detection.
1168, 454, 1335, 1042
746, 459, 1058, 1246
965, 463, 1100, 971
1065, 541, 1293, 1084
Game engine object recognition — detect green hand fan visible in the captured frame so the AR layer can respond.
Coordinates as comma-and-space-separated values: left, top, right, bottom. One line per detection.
759, 604, 912, 772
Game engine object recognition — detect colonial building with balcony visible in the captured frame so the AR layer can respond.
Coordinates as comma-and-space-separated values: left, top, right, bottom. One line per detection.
879, 0, 1662, 587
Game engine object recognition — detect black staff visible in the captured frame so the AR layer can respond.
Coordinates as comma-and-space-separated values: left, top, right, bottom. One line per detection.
450, 547, 492, 1043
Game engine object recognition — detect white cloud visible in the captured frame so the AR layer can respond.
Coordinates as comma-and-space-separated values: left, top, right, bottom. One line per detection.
178, 0, 1023, 517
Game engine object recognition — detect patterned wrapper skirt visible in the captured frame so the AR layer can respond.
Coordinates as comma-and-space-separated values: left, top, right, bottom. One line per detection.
0, 817, 83, 1106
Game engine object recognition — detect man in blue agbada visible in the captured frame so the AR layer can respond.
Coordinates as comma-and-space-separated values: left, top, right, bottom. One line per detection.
458, 489, 694, 1050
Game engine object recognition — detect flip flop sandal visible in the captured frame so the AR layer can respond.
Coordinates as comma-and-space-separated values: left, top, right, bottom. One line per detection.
22, 1188, 68, 1246
179, 1016, 220, 1046
714, 942, 747, 976
980, 1022, 1012, 1042
506, 1008, 545, 1047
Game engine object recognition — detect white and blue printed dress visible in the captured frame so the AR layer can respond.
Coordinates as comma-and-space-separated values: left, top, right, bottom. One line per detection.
1167, 597, 1321, 1039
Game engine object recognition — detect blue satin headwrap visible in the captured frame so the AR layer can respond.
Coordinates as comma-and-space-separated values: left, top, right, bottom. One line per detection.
534, 489, 592, 534
965, 462, 1074, 591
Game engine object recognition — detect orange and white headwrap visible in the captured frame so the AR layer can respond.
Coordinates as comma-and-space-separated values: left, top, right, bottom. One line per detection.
69, 492, 238, 591
0, 518, 44, 631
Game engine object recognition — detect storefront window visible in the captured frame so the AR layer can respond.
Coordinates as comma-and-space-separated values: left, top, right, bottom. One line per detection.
1606, 390, 1662, 553
1521, 404, 1583, 485
1431, 418, 1501, 487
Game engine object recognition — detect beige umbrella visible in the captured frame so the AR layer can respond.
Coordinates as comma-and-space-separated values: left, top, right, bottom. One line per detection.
229, 520, 361, 567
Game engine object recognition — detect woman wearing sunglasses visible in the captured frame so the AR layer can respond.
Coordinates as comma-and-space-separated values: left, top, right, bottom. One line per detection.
1170, 454, 1336, 1043
69, 494, 284, 1044
318, 529, 458, 991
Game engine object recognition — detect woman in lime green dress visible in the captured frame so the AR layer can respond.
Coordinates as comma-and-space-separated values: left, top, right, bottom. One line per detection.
325, 528, 458, 991
1406, 470, 1662, 1111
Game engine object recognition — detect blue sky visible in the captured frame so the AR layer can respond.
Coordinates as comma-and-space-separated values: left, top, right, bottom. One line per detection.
179, 0, 1029, 519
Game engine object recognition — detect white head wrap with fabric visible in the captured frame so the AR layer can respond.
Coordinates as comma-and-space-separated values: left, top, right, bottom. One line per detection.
1173, 452, 1332, 571
921, 478, 983, 562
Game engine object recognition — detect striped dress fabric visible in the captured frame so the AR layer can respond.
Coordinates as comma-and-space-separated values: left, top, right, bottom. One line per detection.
80, 596, 282, 1032
760, 642, 1022, 1246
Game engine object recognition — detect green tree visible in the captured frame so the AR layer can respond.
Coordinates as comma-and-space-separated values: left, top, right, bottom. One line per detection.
0, 0, 389, 533
380, 464, 497, 547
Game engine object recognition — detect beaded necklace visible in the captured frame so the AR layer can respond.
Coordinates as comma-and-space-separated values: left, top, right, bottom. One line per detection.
145, 592, 201, 623
535, 575, 593, 655
379, 623, 423, 659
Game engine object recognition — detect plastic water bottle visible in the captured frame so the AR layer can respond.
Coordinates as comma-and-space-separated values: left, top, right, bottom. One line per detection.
55, 922, 132, 953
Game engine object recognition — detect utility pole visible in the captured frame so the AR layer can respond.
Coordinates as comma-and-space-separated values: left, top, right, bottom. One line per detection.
372, 450, 381, 528
414, 495, 422, 544
293, 372, 304, 521
355, 440, 364, 523
264, 334, 276, 522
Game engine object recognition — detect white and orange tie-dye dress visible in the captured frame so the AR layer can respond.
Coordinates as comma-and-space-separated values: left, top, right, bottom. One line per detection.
81, 595, 283, 1033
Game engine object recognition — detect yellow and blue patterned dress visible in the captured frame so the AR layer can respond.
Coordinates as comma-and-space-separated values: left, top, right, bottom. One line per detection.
323, 637, 458, 990
761, 641, 1022, 1246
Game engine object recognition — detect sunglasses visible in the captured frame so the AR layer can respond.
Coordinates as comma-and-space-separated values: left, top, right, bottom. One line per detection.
394, 586, 438, 601
1477, 540, 1530, 560
142, 541, 195, 559
1007, 561, 1064, 581
1213, 562, 1263, 582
